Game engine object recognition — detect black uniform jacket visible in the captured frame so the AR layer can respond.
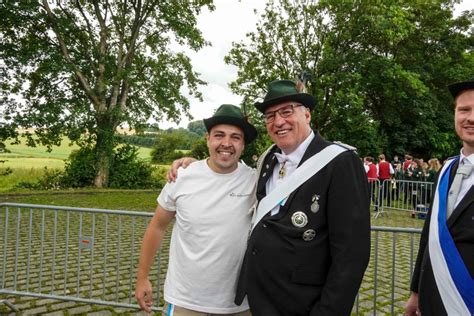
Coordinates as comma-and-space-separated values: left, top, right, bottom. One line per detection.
410, 159, 474, 315
235, 133, 371, 316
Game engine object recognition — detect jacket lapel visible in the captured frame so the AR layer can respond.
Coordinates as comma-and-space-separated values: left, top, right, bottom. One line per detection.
256, 146, 279, 202
448, 159, 459, 185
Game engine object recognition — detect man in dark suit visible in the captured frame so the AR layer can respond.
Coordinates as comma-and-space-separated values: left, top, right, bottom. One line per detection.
405, 78, 474, 315
234, 79, 371, 315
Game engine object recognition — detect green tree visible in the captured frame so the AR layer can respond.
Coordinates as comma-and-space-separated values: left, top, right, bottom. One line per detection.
1, 0, 213, 187
225, 0, 473, 158
187, 120, 206, 136
190, 137, 208, 160
166, 128, 201, 150
150, 132, 186, 164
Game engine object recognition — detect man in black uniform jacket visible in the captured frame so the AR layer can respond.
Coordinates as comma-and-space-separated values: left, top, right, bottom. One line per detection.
234, 79, 371, 316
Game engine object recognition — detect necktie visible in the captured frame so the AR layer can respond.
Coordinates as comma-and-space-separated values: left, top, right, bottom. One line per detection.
447, 163, 473, 218
274, 152, 288, 179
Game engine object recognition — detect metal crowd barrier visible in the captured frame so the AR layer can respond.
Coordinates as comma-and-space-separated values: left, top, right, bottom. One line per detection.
371, 179, 435, 218
0, 203, 162, 312
353, 226, 422, 315
1, 203, 422, 315
367, 178, 381, 211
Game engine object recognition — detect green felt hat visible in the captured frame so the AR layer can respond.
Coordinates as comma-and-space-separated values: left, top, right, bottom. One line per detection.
255, 79, 316, 113
203, 104, 257, 144
448, 77, 474, 99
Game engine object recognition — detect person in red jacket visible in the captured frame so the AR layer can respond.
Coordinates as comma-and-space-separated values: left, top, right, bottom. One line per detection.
364, 156, 378, 210
377, 154, 394, 207
403, 154, 413, 171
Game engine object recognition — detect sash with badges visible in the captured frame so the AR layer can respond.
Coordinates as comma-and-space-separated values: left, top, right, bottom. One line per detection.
428, 157, 474, 315
250, 144, 348, 234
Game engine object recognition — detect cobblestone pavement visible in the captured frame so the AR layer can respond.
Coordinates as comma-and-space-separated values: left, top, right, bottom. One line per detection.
1, 207, 420, 315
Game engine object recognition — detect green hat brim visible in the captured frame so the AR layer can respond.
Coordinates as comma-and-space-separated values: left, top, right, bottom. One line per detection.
448, 78, 474, 99
203, 115, 258, 144
255, 92, 316, 113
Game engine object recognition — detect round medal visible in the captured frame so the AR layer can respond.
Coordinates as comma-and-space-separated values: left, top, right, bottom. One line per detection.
291, 211, 308, 228
303, 229, 316, 241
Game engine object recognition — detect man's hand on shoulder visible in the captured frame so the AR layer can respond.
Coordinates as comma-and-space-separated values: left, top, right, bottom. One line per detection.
167, 157, 198, 182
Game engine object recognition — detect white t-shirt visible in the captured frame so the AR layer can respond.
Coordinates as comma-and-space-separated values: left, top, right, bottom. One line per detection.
157, 159, 256, 314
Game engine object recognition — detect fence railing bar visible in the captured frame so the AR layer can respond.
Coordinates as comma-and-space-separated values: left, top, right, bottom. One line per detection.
13, 208, 21, 290
0, 203, 152, 217
101, 215, 109, 299
373, 230, 378, 316
51, 210, 58, 294
155, 219, 163, 304
26, 209, 33, 292
371, 226, 421, 233
77, 212, 83, 297
63, 211, 70, 296
391, 233, 396, 315
0, 207, 8, 290
410, 233, 415, 282
115, 216, 122, 301
88, 213, 96, 298
38, 209, 46, 293
128, 216, 136, 304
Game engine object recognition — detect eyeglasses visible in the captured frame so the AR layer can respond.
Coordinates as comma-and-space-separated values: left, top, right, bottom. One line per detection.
263, 104, 304, 123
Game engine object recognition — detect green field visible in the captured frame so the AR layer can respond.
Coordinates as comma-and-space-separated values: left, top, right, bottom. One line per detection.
0, 137, 155, 191
1, 137, 152, 163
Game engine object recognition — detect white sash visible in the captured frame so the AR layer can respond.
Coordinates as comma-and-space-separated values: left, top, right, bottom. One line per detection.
428, 157, 474, 315
250, 144, 347, 233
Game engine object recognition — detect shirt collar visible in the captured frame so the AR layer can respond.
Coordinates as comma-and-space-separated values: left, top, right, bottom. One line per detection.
459, 148, 474, 165
276, 131, 314, 165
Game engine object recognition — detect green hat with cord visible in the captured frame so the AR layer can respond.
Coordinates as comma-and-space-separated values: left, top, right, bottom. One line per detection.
255, 79, 316, 113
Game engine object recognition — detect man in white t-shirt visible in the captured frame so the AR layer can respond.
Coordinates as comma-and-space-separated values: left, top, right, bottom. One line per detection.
135, 104, 258, 316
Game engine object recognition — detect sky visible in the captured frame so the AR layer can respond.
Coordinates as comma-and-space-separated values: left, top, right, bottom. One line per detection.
162, 0, 266, 129
160, 0, 474, 129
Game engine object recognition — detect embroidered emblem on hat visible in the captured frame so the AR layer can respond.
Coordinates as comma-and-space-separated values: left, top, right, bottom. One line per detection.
303, 229, 316, 241
291, 211, 308, 228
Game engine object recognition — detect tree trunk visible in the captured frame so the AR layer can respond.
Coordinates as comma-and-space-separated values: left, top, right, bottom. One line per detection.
93, 116, 115, 188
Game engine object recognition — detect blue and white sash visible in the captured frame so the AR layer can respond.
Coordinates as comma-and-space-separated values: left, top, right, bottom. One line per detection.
428, 157, 474, 315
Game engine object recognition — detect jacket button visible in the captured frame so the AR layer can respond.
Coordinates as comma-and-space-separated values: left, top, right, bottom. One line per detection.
262, 224, 267, 228
252, 249, 258, 255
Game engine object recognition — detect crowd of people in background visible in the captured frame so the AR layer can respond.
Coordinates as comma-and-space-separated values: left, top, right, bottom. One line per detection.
363, 153, 442, 216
